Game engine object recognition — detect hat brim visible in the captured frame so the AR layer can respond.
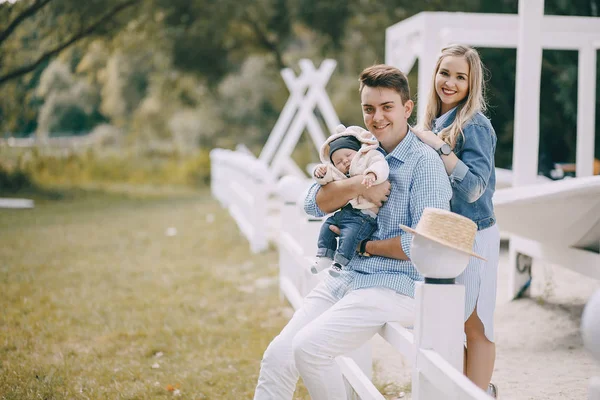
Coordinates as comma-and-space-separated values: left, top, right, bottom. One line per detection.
399, 224, 487, 261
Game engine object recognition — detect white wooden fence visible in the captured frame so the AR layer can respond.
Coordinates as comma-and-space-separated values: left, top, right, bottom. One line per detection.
276, 176, 491, 400
209, 148, 275, 253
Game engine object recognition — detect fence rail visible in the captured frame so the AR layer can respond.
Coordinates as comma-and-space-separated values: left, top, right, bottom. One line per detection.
210, 148, 276, 253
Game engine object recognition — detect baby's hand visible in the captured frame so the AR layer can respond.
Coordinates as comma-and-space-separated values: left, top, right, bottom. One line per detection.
314, 164, 328, 179
362, 172, 376, 188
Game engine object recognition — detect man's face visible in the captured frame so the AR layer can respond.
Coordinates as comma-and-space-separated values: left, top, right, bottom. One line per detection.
361, 86, 413, 148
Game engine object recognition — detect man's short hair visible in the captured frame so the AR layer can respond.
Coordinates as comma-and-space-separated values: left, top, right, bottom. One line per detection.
359, 65, 411, 104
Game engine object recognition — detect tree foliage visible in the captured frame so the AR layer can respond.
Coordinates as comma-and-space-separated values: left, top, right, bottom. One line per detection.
0, 0, 598, 170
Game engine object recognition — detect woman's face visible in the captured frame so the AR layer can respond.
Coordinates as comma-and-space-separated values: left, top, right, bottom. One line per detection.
435, 55, 470, 115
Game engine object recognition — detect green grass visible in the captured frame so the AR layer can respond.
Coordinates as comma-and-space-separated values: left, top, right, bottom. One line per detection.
0, 185, 406, 399
0, 187, 300, 399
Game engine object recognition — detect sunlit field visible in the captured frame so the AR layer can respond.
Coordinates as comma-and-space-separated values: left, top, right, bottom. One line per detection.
0, 188, 299, 399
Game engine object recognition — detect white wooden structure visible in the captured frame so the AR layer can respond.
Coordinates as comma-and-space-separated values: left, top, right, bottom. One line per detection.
583, 289, 600, 400
210, 59, 341, 252
0, 198, 34, 209
277, 176, 490, 399
260, 59, 340, 179
385, 0, 600, 299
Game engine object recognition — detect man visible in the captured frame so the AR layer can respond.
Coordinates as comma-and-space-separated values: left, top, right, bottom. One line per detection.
254, 65, 452, 400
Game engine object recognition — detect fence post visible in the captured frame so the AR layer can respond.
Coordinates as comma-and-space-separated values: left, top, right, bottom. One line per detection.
581, 289, 600, 400
408, 228, 471, 399
412, 281, 465, 399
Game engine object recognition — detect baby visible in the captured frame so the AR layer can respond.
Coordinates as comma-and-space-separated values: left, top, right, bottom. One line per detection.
312, 124, 389, 276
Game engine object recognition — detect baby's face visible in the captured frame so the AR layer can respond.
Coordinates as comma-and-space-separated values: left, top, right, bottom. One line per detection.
331, 148, 358, 174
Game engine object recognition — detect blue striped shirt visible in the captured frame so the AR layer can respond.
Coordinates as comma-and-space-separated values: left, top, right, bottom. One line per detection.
304, 130, 452, 299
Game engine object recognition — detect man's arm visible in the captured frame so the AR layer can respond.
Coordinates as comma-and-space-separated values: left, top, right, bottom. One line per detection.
316, 175, 390, 213
364, 236, 408, 260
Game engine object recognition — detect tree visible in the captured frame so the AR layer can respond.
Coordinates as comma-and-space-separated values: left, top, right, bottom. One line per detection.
0, 0, 140, 86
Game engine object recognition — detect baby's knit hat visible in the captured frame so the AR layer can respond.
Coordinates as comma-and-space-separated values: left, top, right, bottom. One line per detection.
328, 135, 361, 163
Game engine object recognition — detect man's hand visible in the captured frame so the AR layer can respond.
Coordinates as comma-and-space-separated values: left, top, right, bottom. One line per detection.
328, 225, 366, 253
362, 180, 390, 207
329, 225, 341, 235
314, 164, 328, 179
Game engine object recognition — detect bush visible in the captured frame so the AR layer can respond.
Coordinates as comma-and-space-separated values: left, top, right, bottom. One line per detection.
0, 164, 35, 193
6, 146, 212, 189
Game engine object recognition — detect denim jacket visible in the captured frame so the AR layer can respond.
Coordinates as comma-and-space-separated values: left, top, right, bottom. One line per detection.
433, 108, 497, 230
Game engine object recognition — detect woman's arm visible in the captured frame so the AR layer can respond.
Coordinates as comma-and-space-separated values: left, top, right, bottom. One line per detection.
447, 124, 496, 203
412, 124, 496, 203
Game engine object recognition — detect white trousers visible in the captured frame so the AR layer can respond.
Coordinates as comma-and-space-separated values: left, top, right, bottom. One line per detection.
254, 282, 415, 400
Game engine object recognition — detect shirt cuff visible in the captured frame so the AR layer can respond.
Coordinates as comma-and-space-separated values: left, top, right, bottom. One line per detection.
303, 183, 327, 218
449, 159, 469, 182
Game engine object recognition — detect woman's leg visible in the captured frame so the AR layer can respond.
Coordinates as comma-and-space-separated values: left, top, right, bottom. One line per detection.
464, 308, 496, 391
457, 224, 500, 391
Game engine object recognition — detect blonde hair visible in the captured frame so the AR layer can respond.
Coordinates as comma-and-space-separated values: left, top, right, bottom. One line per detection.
421, 45, 487, 149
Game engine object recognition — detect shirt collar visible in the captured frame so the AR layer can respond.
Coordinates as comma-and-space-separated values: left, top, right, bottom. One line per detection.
382, 129, 415, 162
433, 106, 458, 132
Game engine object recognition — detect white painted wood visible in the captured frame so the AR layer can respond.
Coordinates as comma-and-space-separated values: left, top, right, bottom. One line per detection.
590, 377, 600, 400
337, 356, 385, 400
413, 283, 465, 373
260, 67, 311, 164
418, 349, 490, 399
209, 148, 272, 253
507, 236, 532, 299
493, 176, 600, 247
577, 46, 597, 178
386, 8, 600, 189
494, 176, 600, 297
582, 291, 600, 400
270, 60, 339, 178
298, 59, 341, 135
0, 198, 34, 209
417, 16, 440, 122
379, 322, 415, 363
512, 0, 544, 187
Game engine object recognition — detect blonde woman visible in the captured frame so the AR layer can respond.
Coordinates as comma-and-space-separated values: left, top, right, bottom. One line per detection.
413, 44, 500, 397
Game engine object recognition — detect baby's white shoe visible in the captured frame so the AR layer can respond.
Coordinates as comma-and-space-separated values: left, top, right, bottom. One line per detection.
328, 262, 343, 277
311, 257, 331, 274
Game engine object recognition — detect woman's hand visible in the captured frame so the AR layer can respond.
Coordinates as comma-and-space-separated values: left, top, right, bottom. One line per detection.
411, 127, 445, 150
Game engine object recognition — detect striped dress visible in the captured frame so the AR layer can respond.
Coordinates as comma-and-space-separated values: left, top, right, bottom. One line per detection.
433, 109, 500, 342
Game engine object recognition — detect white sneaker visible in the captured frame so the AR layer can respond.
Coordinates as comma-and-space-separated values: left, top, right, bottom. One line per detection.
311, 257, 331, 274
487, 383, 498, 398
328, 262, 343, 277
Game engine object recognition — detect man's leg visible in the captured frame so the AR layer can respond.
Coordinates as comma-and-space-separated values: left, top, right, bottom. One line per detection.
254, 282, 339, 400
293, 287, 415, 400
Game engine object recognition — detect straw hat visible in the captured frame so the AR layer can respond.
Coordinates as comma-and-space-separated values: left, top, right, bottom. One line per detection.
399, 208, 486, 261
